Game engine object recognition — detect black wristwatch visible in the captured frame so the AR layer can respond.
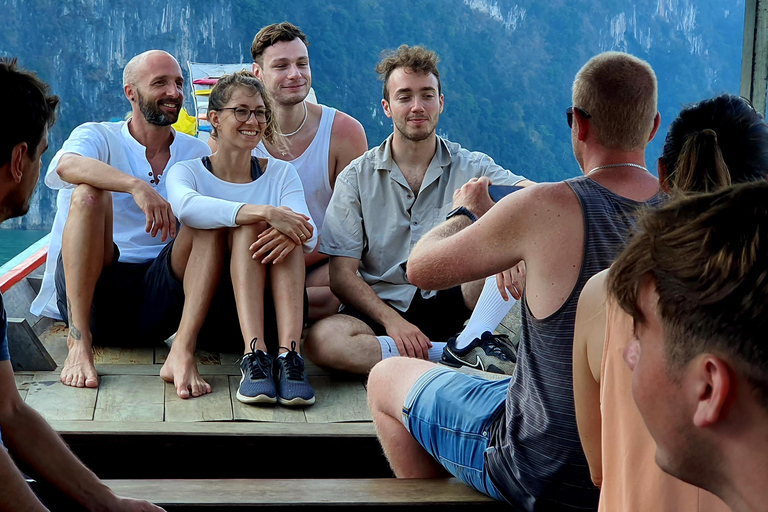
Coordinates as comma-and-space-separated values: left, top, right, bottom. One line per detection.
446, 206, 477, 223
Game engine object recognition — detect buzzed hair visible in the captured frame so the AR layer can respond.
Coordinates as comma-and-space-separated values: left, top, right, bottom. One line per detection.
376, 45, 441, 101
122, 50, 176, 86
0, 58, 58, 166
251, 22, 309, 65
608, 181, 768, 410
572, 52, 658, 151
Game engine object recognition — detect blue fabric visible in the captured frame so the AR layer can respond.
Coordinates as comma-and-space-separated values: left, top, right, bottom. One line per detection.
402, 366, 510, 503
0, 292, 9, 362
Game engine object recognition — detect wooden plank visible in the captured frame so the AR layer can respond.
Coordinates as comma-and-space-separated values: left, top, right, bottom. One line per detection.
154, 345, 221, 365
7, 318, 56, 371
14, 374, 33, 401
304, 376, 371, 423
164, 375, 232, 422
94, 375, 164, 422
25, 377, 97, 421
39, 323, 69, 367
227, 376, 306, 423
27, 363, 243, 377
219, 352, 240, 365
103, 478, 499, 506
49, 420, 375, 437
2, 279, 39, 326
93, 346, 154, 365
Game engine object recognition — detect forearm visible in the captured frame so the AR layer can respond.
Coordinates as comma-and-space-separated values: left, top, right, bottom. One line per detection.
56, 154, 141, 194
1, 403, 114, 511
409, 216, 472, 274
0, 447, 48, 512
330, 268, 398, 326
235, 204, 273, 225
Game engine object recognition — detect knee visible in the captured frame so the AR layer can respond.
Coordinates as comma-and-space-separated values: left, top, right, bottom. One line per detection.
192, 226, 227, 243
70, 184, 109, 213
303, 320, 331, 364
368, 358, 400, 410
234, 222, 268, 238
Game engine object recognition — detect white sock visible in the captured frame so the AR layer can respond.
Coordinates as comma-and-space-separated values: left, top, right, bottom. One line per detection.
378, 336, 446, 363
455, 275, 516, 350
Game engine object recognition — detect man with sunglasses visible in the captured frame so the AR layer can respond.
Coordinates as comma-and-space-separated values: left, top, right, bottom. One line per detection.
368, 51, 664, 510
250, 22, 368, 322
30, 50, 210, 395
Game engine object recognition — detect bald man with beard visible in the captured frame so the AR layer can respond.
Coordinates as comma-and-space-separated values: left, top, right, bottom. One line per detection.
31, 50, 211, 397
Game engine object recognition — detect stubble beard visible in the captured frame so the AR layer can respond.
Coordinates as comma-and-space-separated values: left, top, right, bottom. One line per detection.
137, 89, 179, 126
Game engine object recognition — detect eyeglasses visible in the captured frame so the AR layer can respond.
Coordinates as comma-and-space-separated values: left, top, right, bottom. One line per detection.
220, 107, 268, 123
566, 106, 592, 128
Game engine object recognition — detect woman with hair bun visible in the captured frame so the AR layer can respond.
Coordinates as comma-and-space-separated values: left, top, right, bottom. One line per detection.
574, 94, 768, 512
163, 71, 316, 406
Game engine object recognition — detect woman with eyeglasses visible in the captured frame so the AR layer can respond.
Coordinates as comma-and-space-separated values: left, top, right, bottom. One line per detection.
164, 71, 316, 406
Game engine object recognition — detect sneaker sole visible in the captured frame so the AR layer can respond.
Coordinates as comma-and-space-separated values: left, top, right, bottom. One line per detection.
441, 363, 515, 381
236, 391, 277, 404
278, 395, 316, 406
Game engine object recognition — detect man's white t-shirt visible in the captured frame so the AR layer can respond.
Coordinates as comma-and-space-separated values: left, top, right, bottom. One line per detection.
165, 156, 317, 253
30, 121, 210, 319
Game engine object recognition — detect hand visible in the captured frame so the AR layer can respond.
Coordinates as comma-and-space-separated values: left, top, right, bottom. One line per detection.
496, 261, 526, 301
452, 177, 495, 218
383, 315, 432, 360
250, 227, 300, 264
131, 181, 176, 241
265, 206, 313, 245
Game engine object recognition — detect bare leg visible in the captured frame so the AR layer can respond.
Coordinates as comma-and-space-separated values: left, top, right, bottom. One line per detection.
306, 262, 341, 322
60, 185, 114, 389
229, 223, 269, 354
304, 314, 382, 374
269, 245, 305, 354
368, 358, 449, 478
460, 278, 486, 310
159, 226, 225, 398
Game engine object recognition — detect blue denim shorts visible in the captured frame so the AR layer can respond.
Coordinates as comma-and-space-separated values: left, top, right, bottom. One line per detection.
402, 366, 510, 502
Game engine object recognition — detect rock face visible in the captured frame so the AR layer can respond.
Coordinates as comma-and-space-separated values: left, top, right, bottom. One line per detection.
2, 0, 743, 230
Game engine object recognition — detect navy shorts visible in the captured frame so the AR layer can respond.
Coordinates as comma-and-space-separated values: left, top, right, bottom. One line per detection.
55, 242, 183, 347
339, 286, 471, 342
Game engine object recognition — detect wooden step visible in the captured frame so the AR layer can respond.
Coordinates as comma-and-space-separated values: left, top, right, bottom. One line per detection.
53, 421, 390, 480
104, 478, 503, 509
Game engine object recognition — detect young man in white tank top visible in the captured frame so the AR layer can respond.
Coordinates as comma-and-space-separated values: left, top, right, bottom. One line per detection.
250, 22, 368, 321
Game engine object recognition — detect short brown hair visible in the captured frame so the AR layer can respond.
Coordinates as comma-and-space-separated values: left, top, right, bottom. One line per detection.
608, 181, 768, 409
376, 45, 441, 101
572, 52, 657, 151
0, 58, 58, 166
208, 70, 286, 153
251, 22, 309, 65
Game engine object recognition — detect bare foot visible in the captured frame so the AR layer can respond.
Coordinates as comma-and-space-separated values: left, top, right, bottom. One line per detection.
160, 349, 211, 399
60, 337, 98, 388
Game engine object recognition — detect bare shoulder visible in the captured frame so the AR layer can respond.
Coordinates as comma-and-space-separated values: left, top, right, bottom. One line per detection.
331, 110, 367, 144
580, 269, 609, 318
495, 181, 581, 223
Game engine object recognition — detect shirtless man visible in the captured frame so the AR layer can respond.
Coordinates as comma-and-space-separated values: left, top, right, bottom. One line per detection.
31, 50, 211, 396
367, 52, 663, 508
0, 57, 163, 512
250, 22, 368, 321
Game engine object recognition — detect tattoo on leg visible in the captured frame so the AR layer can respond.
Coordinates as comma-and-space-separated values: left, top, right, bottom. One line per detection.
67, 297, 82, 341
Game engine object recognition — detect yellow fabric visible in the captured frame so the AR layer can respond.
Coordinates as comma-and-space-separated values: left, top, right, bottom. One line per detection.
172, 107, 197, 136
195, 89, 211, 96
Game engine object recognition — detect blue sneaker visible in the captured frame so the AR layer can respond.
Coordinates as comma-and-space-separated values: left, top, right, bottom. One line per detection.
274, 341, 315, 406
237, 338, 277, 404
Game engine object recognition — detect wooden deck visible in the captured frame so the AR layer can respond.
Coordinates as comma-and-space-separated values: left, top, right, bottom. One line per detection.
15, 323, 372, 426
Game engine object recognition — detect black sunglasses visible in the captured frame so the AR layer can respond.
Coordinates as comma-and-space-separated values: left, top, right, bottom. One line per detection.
566, 106, 592, 128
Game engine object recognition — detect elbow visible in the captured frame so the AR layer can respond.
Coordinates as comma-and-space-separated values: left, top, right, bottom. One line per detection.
405, 256, 433, 290
591, 473, 602, 489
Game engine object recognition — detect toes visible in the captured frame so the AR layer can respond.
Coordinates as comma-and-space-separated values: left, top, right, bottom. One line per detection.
177, 386, 190, 399
75, 374, 86, 388
85, 376, 98, 388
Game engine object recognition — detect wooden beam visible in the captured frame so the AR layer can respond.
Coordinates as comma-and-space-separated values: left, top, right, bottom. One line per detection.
7, 318, 56, 371
103, 478, 500, 507
742, 0, 768, 114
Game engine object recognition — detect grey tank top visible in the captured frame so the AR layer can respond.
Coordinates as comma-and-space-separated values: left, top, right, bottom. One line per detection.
485, 175, 665, 511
